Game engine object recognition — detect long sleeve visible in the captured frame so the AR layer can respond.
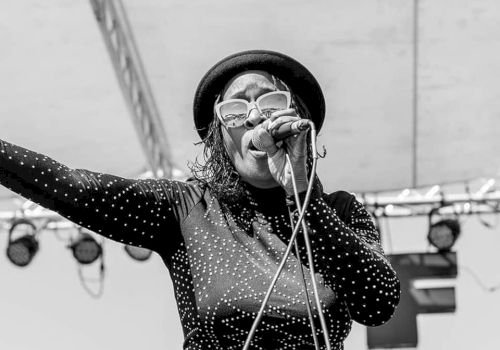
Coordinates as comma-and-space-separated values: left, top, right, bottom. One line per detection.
0, 139, 198, 255
296, 189, 400, 327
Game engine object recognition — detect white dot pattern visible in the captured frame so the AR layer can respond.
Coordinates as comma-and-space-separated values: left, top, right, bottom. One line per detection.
0, 140, 400, 350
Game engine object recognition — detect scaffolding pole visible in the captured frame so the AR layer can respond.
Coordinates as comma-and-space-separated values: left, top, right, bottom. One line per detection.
89, 0, 172, 178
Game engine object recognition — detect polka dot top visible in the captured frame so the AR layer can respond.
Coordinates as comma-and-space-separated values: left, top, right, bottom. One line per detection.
0, 139, 400, 350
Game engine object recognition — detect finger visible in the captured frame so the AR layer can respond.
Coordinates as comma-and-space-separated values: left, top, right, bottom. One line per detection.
268, 108, 298, 120
267, 115, 300, 131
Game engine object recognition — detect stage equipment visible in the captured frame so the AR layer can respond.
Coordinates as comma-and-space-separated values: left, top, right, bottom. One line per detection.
68, 229, 102, 265
367, 252, 457, 349
124, 244, 152, 261
6, 218, 39, 267
427, 215, 461, 252
90, 0, 173, 179
362, 178, 500, 218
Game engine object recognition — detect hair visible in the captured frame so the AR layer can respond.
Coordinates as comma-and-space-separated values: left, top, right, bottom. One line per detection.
189, 75, 315, 204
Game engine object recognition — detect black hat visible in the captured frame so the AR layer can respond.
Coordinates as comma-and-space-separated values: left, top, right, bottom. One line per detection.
193, 50, 326, 139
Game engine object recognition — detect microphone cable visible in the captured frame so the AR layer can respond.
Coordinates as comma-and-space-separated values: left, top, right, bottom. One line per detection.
242, 121, 332, 350
289, 219, 320, 350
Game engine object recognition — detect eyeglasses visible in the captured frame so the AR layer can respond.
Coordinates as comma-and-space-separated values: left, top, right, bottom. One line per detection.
215, 91, 291, 128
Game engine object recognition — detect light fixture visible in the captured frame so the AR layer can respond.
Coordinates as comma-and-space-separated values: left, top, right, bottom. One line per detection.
6, 218, 39, 267
427, 209, 461, 252
68, 229, 102, 264
124, 245, 152, 261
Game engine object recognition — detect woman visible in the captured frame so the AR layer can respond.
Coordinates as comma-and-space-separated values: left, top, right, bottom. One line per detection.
0, 50, 400, 349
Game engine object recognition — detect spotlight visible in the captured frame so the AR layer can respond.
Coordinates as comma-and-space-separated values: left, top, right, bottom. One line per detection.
427, 216, 461, 252
6, 219, 39, 267
124, 245, 152, 261
69, 229, 102, 265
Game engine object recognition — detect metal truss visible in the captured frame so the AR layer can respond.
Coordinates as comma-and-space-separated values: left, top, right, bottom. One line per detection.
89, 0, 173, 178
361, 178, 500, 218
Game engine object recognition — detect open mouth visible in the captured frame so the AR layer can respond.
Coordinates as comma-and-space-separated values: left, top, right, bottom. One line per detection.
248, 141, 258, 151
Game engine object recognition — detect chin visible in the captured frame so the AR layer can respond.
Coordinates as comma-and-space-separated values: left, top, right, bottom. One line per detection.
239, 167, 277, 188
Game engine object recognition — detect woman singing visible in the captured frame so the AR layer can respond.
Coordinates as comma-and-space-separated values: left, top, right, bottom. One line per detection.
0, 50, 400, 349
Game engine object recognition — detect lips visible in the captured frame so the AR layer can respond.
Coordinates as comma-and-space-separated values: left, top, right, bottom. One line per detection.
250, 150, 267, 159
246, 140, 266, 159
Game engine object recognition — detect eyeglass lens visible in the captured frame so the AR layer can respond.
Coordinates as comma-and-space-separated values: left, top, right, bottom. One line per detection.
219, 93, 289, 127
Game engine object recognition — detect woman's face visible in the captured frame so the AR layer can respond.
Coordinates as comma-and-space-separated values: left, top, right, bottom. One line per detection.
220, 71, 281, 189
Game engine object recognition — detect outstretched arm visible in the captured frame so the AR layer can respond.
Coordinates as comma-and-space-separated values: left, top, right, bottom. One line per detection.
0, 139, 196, 255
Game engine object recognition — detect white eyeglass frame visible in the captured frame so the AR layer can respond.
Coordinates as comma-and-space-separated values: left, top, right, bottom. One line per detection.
215, 91, 291, 128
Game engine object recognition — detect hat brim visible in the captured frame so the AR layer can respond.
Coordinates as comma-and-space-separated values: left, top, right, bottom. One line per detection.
193, 50, 325, 139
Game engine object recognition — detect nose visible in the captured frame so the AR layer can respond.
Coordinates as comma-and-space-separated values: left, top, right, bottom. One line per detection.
243, 105, 266, 129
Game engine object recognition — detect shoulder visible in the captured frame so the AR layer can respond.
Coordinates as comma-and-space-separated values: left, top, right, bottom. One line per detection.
322, 190, 359, 221
184, 177, 213, 200
175, 177, 206, 197
149, 177, 207, 202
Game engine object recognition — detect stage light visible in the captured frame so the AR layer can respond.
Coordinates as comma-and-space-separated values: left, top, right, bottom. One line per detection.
427, 218, 461, 252
69, 230, 102, 264
124, 245, 152, 261
6, 219, 39, 267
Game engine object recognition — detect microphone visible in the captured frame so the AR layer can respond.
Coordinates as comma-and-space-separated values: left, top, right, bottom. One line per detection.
269, 119, 310, 140
251, 119, 310, 152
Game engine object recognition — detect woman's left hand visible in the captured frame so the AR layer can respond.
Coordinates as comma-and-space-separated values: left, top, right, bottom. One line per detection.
252, 109, 308, 196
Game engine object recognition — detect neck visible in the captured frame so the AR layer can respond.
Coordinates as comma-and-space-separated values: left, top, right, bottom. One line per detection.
243, 182, 288, 213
